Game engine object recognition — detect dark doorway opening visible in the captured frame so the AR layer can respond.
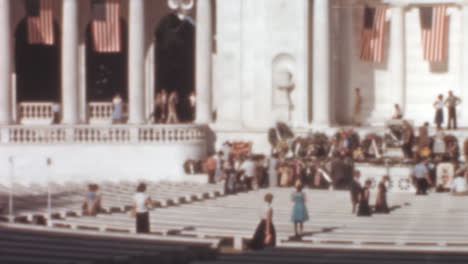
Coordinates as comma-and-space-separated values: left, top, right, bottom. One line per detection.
86, 19, 128, 101
155, 13, 195, 123
15, 19, 61, 102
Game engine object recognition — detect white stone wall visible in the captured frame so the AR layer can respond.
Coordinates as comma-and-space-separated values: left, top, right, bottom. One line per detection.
214, 0, 310, 129
334, 1, 468, 127
0, 143, 206, 186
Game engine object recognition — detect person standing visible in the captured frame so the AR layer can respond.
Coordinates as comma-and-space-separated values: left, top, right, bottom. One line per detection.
350, 170, 362, 214
189, 92, 196, 121
357, 180, 372, 217
412, 160, 433, 195
112, 93, 123, 124
249, 193, 276, 250
204, 154, 217, 184
132, 183, 153, 233
267, 154, 279, 187
433, 94, 444, 129
291, 183, 309, 237
224, 161, 237, 194
353, 88, 362, 126
445, 91, 461, 130
150, 92, 162, 123
402, 121, 414, 160
160, 90, 168, 123
166, 91, 179, 123
52, 103, 61, 124
241, 157, 256, 190
392, 104, 403, 120
374, 176, 390, 214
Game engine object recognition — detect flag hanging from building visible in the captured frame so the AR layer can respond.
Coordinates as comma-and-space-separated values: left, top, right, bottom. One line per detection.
359, 6, 388, 63
91, 0, 121, 53
25, 0, 55, 45
419, 5, 448, 63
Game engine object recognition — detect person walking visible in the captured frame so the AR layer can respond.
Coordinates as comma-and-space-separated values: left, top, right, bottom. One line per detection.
433, 94, 444, 129
132, 183, 153, 233
402, 121, 414, 160
349, 170, 362, 214
204, 154, 217, 184
445, 90, 461, 130
166, 91, 179, 123
249, 193, 276, 250
357, 180, 372, 217
375, 176, 390, 214
291, 183, 309, 237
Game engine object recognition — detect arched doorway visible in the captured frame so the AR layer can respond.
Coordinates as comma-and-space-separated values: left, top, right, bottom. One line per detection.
155, 13, 195, 123
15, 19, 61, 102
85, 19, 127, 102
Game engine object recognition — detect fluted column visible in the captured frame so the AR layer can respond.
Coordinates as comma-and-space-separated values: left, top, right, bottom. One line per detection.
460, 2, 468, 127
61, 0, 80, 124
312, 0, 331, 127
0, 0, 11, 125
390, 6, 406, 114
195, 0, 213, 124
128, 0, 145, 124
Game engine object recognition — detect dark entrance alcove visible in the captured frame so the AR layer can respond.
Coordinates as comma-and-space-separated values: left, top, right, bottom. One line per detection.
86, 19, 128, 101
155, 13, 195, 122
15, 19, 61, 102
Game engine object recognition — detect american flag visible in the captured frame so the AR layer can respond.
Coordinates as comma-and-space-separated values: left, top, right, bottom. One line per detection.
91, 0, 121, 53
26, 0, 55, 45
419, 5, 448, 62
359, 6, 388, 63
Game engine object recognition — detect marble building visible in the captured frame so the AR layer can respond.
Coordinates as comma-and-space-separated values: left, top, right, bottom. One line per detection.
0, 0, 468, 184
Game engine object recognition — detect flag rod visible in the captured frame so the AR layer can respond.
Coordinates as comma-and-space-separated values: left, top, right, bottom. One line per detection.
331, 3, 463, 9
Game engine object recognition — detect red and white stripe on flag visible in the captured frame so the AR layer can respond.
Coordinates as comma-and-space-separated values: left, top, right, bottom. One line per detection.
359, 6, 388, 63
27, 0, 54, 46
420, 5, 448, 63
91, 0, 121, 53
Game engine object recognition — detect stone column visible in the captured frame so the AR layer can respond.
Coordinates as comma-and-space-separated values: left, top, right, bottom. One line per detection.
390, 6, 406, 114
312, 0, 331, 127
0, 0, 11, 125
195, 0, 213, 124
460, 2, 468, 128
61, 0, 80, 124
128, 0, 145, 124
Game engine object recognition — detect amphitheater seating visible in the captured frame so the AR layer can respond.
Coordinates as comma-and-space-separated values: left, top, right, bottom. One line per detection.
0, 181, 224, 223
0, 223, 219, 264
3, 180, 468, 263
191, 247, 468, 264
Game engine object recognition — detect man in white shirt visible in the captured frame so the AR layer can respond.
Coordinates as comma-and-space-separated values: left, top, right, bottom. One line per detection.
241, 158, 256, 190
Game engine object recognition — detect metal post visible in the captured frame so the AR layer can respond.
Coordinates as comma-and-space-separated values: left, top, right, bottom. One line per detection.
46, 157, 52, 217
8, 156, 14, 221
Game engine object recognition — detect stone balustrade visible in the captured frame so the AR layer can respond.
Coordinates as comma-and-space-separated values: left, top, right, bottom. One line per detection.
19, 102, 56, 124
0, 124, 207, 145
88, 102, 128, 123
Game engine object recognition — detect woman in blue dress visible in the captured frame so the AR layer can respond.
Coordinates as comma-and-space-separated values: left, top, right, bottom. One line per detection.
291, 183, 309, 237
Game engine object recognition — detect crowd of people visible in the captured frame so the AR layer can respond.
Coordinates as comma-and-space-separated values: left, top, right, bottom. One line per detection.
110, 91, 196, 124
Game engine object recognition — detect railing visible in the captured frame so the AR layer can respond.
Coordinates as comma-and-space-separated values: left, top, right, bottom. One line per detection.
19, 102, 56, 124
0, 125, 207, 145
88, 102, 128, 123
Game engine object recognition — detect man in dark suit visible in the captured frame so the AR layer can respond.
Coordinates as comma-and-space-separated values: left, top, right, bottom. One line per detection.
349, 170, 362, 214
